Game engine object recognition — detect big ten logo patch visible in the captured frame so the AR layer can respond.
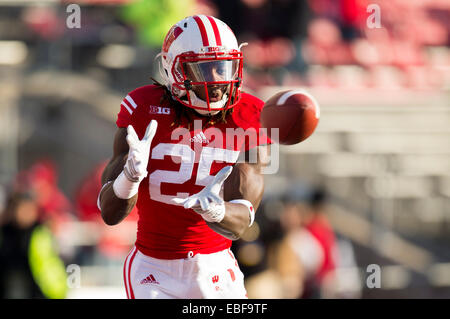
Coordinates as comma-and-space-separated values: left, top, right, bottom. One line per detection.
207, 46, 220, 52
149, 105, 170, 115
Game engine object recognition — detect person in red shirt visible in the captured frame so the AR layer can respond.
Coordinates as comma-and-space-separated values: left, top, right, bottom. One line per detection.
277, 188, 338, 299
98, 15, 271, 299
75, 161, 138, 260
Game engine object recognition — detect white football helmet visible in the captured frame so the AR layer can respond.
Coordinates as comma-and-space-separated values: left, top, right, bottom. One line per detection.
160, 15, 243, 115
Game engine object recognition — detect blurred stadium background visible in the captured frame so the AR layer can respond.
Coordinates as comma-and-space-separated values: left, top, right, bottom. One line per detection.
0, 0, 449, 299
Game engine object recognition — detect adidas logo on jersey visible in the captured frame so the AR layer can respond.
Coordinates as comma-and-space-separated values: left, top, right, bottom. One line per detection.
191, 131, 209, 144
140, 274, 160, 285
148, 105, 170, 115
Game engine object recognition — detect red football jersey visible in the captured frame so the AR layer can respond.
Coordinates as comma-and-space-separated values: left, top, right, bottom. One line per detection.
116, 85, 270, 259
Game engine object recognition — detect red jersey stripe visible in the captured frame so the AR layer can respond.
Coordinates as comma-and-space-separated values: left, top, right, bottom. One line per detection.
127, 247, 138, 299
123, 258, 129, 299
123, 248, 134, 299
121, 101, 133, 115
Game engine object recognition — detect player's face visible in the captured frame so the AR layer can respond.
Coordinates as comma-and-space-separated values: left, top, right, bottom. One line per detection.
184, 60, 237, 103
196, 82, 227, 103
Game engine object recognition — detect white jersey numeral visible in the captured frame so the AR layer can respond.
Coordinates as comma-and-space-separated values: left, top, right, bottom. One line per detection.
149, 144, 240, 205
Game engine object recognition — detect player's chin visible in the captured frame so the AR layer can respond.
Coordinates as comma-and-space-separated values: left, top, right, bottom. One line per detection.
207, 90, 224, 101
209, 96, 222, 103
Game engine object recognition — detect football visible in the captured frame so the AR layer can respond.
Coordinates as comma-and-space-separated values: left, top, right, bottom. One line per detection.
260, 90, 320, 145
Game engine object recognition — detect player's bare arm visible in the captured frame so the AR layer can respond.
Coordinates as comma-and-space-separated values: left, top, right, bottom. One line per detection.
99, 121, 157, 225
98, 128, 135, 225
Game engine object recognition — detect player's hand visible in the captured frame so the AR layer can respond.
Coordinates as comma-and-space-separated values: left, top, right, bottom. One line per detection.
172, 166, 233, 223
123, 120, 158, 183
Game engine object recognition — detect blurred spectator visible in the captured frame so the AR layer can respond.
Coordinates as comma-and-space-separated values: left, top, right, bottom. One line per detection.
274, 187, 339, 298
9, 159, 77, 264
307, 0, 367, 41
244, 187, 340, 299
215, 0, 312, 85
21, 6, 63, 41
0, 191, 68, 299
12, 159, 74, 238
75, 161, 109, 223
214, 0, 450, 90
302, 18, 354, 66
328, 237, 362, 299
74, 161, 137, 261
215, 0, 310, 41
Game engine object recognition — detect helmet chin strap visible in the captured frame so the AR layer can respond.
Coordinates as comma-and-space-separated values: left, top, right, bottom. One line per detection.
189, 90, 228, 116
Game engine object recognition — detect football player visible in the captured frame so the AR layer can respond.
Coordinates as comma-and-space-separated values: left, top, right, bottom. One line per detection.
98, 15, 270, 299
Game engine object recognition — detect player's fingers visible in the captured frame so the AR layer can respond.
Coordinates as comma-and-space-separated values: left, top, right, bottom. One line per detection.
126, 127, 140, 148
128, 150, 138, 160
134, 162, 147, 176
209, 166, 232, 194
172, 197, 187, 205
184, 197, 199, 209
128, 152, 143, 167
212, 166, 233, 186
126, 135, 134, 148
209, 193, 224, 205
127, 158, 138, 176
143, 120, 158, 142
127, 125, 139, 141
126, 135, 137, 149
199, 197, 210, 211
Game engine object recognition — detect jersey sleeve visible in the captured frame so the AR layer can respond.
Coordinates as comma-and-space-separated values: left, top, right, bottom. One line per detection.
116, 85, 164, 129
116, 93, 139, 128
232, 93, 273, 151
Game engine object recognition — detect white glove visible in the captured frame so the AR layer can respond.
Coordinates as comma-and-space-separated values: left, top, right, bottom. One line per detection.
123, 120, 158, 183
113, 120, 157, 199
172, 166, 233, 223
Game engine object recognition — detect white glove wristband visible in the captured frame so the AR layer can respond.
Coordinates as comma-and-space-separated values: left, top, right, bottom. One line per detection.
229, 199, 255, 226
112, 171, 141, 199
